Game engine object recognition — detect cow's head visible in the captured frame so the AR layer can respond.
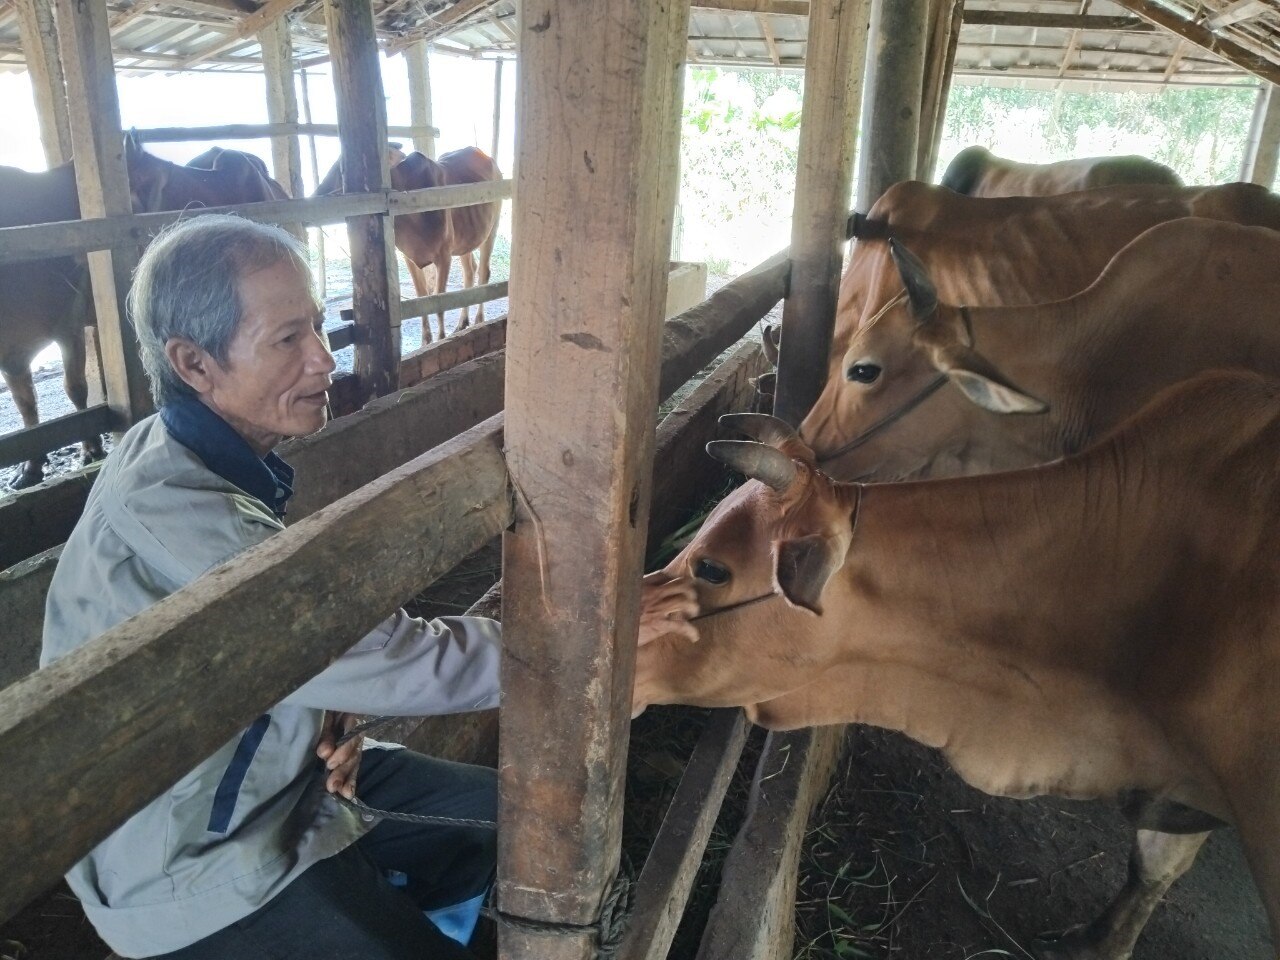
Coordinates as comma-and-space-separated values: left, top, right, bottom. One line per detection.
125, 131, 169, 213
799, 238, 1046, 481
633, 414, 860, 718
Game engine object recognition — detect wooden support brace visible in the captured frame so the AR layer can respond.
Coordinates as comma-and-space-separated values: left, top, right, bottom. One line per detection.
326, 0, 400, 404
774, 0, 870, 426
260, 18, 305, 203
696, 725, 847, 960
15, 0, 72, 165
55, 0, 151, 431
405, 40, 436, 158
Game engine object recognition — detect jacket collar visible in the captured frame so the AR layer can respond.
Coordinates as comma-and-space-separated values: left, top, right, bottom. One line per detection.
160, 398, 295, 520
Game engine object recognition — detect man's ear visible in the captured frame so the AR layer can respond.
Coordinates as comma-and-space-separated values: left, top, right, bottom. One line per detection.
774, 534, 844, 616
164, 338, 218, 395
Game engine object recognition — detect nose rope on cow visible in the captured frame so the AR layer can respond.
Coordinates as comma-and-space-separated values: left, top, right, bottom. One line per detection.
818, 305, 976, 466
690, 591, 780, 622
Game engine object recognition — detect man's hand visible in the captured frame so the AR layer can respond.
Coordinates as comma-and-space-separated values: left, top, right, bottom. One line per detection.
638, 572, 700, 646
316, 711, 364, 799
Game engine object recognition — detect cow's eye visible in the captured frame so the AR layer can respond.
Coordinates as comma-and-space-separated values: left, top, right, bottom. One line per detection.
846, 362, 882, 384
695, 559, 730, 585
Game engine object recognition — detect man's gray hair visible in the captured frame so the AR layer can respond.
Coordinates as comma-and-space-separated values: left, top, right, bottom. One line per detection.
128, 214, 312, 406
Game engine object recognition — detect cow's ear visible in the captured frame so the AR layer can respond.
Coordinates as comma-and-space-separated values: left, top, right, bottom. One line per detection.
889, 239, 937, 321
930, 343, 1048, 415
774, 535, 843, 616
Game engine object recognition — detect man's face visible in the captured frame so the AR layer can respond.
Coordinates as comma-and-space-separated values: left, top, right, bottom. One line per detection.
202, 258, 335, 454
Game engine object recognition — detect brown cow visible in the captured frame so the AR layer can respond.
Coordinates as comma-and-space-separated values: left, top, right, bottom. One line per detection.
941, 145, 1183, 197
311, 143, 407, 198
389, 147, 502, 342
125, 135, 290, 211
0, 162, 96, 488
634, 378, 1280, 959
802, 218, 1280, 482
800, 179, 1280, 474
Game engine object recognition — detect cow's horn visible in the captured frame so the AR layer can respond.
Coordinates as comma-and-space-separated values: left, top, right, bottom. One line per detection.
888, 238, 938, 321
719, 412, 798, 449
706, 440, 798, 492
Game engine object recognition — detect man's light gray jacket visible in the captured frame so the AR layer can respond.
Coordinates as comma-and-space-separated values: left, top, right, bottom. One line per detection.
41, 414, 502, 958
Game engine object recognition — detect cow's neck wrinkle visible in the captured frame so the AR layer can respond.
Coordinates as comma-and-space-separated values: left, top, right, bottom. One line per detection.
825, 456, 1213, 804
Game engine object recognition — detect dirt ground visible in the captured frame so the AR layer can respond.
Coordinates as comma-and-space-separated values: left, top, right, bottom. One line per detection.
791, 726, 1272, 960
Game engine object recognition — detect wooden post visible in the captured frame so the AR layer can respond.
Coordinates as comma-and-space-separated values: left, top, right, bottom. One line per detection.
405, 41, 436, 159
325, 0, 401, 404
55, 0, 151, 429
497, 0, 690, 956
16, 0, 72, 165
1242, 83, 1280, 188
260, 19, 305, 202
916, 0, 962, 182
854, 0, 929, 211
773, 0, 871, 427
491, 57, 503, 160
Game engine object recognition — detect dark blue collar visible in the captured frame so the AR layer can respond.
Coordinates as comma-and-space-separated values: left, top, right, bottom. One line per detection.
160, 398, 295, 520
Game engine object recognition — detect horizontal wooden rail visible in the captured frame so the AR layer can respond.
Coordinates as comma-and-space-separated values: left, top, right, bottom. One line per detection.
0, 180, 514, 264
399, 280, 509, 320
961, 11, 1154, 30
327, 321, 356, 351
0, 416, 513, 924
0, 404, 115, 470
131, 122, 441, 142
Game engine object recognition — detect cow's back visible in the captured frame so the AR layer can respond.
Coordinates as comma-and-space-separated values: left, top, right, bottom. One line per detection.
941, 146, 1182, 198
0, 163, 89, 362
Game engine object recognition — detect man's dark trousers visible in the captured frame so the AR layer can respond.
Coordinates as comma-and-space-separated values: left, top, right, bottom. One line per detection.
159, 748, 496, 960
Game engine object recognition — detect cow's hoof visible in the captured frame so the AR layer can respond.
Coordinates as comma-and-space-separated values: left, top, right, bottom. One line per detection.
8, 468, 45, 490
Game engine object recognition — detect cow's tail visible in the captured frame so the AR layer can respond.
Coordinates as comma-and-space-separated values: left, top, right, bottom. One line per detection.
939, 145, 990, 195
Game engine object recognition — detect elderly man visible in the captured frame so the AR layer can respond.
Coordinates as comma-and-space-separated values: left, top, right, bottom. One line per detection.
41, 215, 698, 960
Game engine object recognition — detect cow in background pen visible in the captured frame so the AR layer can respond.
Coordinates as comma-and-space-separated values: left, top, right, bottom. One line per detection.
941, 145, 1183, 197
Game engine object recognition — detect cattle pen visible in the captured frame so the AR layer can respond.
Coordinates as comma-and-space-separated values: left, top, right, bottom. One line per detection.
3, 1, 1280, 959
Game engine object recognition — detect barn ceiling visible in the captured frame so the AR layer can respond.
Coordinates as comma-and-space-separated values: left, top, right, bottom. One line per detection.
0, 0, 1274, 88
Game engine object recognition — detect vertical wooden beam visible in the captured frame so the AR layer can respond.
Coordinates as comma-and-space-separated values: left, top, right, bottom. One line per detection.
16, 0, 72, 165
260, 18, 305, 201
773, 0, 871, 427
497, 0, 691, 956
1243, 83, 1280, 188
299, 66, 327, 298
916, 0, 961, 181
491, 57, 503, 160
325, 0, 400, 404
854, 0, 929, 211
405, 40, 436, 158
55, 0, 150, 428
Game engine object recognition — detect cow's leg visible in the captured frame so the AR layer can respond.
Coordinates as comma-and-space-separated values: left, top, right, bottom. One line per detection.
59, 333, 104, 463
475, 226, 497, 325
407, 257, 431, 298
2, 365, 46, 488
1035, 829, 1209, 960
458, 251, 475, 329
433, 256, 451, 341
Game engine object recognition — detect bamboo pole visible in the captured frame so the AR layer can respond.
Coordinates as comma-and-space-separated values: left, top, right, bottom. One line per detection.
491, 57, 503, 160
1243, 83, 1280, 187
